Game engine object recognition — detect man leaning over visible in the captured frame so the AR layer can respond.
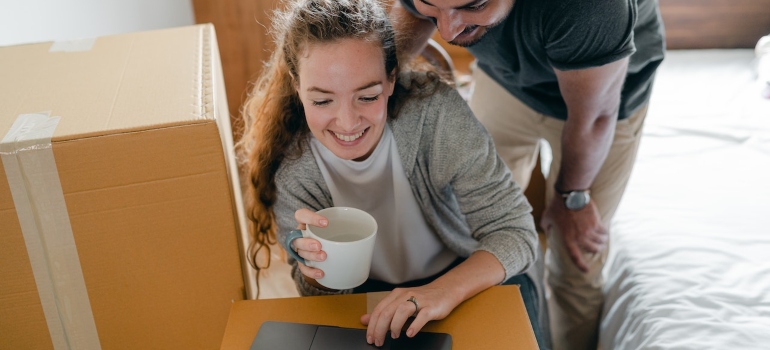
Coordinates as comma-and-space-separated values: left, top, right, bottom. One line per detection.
389, 0, 665, 349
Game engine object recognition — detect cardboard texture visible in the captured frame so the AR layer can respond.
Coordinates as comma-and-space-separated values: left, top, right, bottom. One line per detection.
220, 285, 538, 350
0, 25, 249, 349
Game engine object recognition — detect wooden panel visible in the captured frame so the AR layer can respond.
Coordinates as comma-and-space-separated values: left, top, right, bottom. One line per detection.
192, 0, 282, 140
660, 0, 770, 49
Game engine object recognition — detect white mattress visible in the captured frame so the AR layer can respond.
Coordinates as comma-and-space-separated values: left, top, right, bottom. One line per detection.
600, 50, 770, 349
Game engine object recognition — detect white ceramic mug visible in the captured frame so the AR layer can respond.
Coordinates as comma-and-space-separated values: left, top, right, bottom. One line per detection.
284, 207, 378, 290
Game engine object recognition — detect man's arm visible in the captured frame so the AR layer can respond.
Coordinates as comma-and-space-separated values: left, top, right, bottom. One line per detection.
555, 57, 628, 191
541, 57, 629, 272
389, 0, 436, 62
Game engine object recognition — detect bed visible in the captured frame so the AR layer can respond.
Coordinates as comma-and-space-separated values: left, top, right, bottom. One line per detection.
599, 49, 770, 349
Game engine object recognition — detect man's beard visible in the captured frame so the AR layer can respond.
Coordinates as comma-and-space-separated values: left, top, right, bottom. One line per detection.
448, 25, 485, 47
446, 13, 509, 47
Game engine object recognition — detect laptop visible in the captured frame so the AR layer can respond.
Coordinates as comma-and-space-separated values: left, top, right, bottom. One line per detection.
250, 321, 452, 350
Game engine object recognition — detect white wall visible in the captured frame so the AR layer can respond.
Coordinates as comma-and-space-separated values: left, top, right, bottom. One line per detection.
0, 0, 195, 47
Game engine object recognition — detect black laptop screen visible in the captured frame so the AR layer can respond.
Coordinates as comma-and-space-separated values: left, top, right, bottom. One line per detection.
251, 321, 452, 350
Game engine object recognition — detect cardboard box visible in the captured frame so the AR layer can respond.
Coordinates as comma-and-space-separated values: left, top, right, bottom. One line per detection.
220, 285, 538, 350
0, 24, 250, 349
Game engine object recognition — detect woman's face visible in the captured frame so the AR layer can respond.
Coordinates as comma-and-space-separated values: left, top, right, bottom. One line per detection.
296, 38, 395, 161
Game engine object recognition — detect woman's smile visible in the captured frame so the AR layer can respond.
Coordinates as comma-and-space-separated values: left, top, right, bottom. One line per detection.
332, 127, 368, 143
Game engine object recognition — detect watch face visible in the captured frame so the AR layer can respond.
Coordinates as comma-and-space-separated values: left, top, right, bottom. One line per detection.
565, 191, 590, 210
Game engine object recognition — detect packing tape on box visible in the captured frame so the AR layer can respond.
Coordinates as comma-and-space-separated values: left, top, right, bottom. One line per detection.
49, 38, 96, 52
1, 112, 101, 350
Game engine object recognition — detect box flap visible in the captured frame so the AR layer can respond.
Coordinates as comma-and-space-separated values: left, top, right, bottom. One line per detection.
0, 24, 217, 142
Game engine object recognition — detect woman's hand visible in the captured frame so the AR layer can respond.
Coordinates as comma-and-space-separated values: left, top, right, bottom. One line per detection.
360, 284, 462, 347
292, 208, 329, 280
360, 251, 506, 346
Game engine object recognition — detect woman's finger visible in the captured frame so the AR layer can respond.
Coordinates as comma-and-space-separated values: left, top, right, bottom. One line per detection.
296, 261, 324, 280
389, 298, 417, 339
291, 237, 321, 253
405, 305, 431, 338
292, 238, 326, 262
374, 304, 399, 346
294, 208, 328, 229
360, 313, 371, 326
297, 248, 326, 263
366, 291, 403, 346
364, 288, 419, 345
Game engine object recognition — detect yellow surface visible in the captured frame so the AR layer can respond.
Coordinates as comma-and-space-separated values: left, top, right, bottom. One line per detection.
221, 285, 538, 350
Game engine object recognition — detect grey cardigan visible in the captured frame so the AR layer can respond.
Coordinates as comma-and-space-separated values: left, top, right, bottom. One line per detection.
274, 74, 539, 296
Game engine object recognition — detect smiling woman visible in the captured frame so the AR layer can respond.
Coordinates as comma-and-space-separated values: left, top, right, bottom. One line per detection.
236, 0, 544, 348
297, 39, 395, 161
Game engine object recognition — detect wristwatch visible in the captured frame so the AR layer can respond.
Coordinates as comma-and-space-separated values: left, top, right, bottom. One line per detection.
559, 189, 591, 211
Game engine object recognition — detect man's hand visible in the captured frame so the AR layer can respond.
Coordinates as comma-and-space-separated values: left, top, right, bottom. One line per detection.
540, 195, 608, 272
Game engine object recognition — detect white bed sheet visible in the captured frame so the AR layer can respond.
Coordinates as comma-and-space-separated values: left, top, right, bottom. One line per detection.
600, 50, 770, 349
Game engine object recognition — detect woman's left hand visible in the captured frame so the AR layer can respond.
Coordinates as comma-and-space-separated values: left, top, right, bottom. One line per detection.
360, 284, 461, 347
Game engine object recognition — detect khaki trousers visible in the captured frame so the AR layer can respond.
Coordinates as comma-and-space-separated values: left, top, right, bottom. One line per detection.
469, 68, 647, 350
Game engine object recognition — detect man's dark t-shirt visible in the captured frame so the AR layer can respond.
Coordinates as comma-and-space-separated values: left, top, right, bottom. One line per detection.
400, 0, 665, 120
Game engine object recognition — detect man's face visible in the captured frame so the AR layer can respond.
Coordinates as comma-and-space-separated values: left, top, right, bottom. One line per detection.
413, 0, 514, 47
